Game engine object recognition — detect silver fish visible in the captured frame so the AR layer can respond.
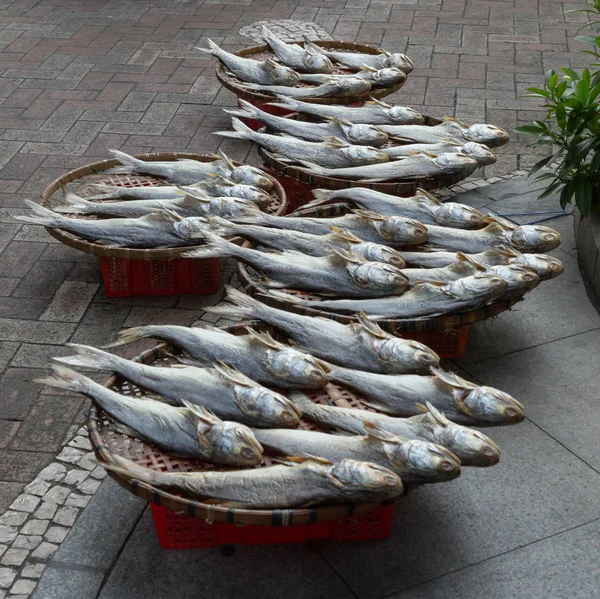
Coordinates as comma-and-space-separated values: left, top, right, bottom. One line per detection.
299, 67, 406, 89
216, 118, 388, 168
296, 151, 480, 182
426, 220, 561, 253
105, 150, 273, 189
324, 365, 525, 426
188, 177, 273, 207
484, 264, 540, 298
303, 38, 414, 74
196, 39, 299, 86
232, 209, 429, 247
271, 96, 425, 125
260, 26, 334, 73
254, 424, 461, 483
289, 393, 500, 467
37, 364, 264, 465
225, 99, 389, 147
380, 116, 510, 148
382, 140, 497, 166
54, 344, 300, 428
245, 77, 372, 99
105, 325, 328, 391
14, 201, 205, 248
53, 188, 258, 220
304, 187, 488, 229
400, 253, 486, 284
269, 273, 508, 319
184, 231, 410, 297
208, 217, 407, 266
207, 285, 440, 374
104, 454, 404, 508
401, 246, 564, 280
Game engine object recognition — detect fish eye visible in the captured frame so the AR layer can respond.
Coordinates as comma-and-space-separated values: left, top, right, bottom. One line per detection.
440, 460, 455, 471
241, 447, 257, 460
505, 408, 519, 418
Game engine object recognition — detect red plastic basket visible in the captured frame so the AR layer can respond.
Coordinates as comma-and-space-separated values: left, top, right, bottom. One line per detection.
98, 256, 220, 297
150, 502, 394, 549
401, 326, 469, 359
261, 167, 316, 213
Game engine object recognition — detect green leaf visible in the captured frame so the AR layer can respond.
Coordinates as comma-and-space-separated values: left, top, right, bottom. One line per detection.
530, 155, 554, 174
590, 149, 600, 172
539, 181, 563, 198
561, 67, 580, 81
575, 35, 597, 45
535, 172, 561, 181
577, 78, 591, 102
514, 125, 545, 135
575, 137, 597, 157
556, 103, 567, 127
560, 183, 574, 209
575, 178, 593, 215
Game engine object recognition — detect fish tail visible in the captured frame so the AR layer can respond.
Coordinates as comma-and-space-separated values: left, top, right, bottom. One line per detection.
302, 189, 336, 209
101, 456, 161, 484
13, 199, 60, 227
53, 343, 123, 371
195, 39, 220, 56
206, 216, 239, 236
303, 37, 325, 55
205, 284, 261, 319
181, 230, 240, 260
222, 99, 260, 119
107, 149, 145, 174
84, 184, 123, 200
296, 159, 324, 174
214, 117, 256, 141
102, 326, 159, 349
53, 187, 93, 214
266, 95, 299, 110
34, 363, 92, 394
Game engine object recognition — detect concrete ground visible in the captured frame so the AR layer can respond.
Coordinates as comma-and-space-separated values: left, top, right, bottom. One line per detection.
23, 179, 600, 599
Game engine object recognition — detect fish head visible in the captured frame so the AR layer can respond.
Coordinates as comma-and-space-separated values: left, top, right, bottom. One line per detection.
230, 184, 272, 206
375, 337, 440, 370
387, 105, 424, 124
390, 439, 461, 481
438, 426, 500, 466
511, 253, 564, 280
349, 261, 410, 294
434, 201, 488, 229
454, 385, 525, 425
372, 67, 406, 84
433, 152, 479, 173
303, 53, 335, 73
509, 225, 561, 252
460, 142, 497, 166
174, 217, 210, 238
342, 145, 389, 164
205, 421, 264, 466
466, 124, 510, 147
230, 165, 273, 190
327, 459, 403, 498
340, 77, 372, 95
344, 124, 389, 148
354, 242, 406, 267
378, 216, 429, 245
267, 348, 329, 389
449, 273, 507, 302
235, 385, 302, 428
384, 53, 414, 73
271, 65, 301, 86
488, 264, 541, 296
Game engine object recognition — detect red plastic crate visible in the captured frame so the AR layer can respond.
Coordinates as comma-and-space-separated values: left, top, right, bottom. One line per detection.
98, 256, 220, 297
150, 503, 394, 549
259, 168, 315, 213
402, 326, 469, 359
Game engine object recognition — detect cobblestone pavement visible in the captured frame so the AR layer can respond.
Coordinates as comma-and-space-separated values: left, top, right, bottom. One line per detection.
0, 0, 590, 532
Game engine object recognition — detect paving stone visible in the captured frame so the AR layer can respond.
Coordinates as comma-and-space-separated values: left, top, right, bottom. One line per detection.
0, 549, 27, 567
9, 494, 40, 514
62, 469, 88, 486
0, 486, 24, 517
23, 480, 50, 497
0, 452, 52, 485
44, 525, 68, 544
0, 568, 16, 590
31, 565, 104, 599
52, 506, 79, 527
0, 529, 16, 545
11, 535, 41, 550
42, 486, 70, 505
0, 513, 26, 528
30, 542, 58, 560
9, 579, 36, 596
37, 463, 66, 483
21, 564, 45, 579
0, 423, 20, 450
0, 242, 46, 278
20, 520, 49, 536
12, 261, 73, 300
39, 281, 99, 322
32, 503, 57, 521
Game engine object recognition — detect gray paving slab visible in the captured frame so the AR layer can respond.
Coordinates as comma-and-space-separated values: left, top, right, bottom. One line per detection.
457, 246, 600, 365
387, 518, 600, 599
312, 421, 600, 598
31, 564, 104, 599
98, 509, 356, 599
52, 477, 145, 571
477, 176, 547, 201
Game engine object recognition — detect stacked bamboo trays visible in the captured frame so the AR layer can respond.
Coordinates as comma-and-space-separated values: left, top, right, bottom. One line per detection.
90, 323, 405, 544
40, 153, 287, 297
235, 203, 524, 358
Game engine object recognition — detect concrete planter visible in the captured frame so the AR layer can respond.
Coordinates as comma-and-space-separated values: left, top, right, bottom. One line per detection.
575, 210, 600, 302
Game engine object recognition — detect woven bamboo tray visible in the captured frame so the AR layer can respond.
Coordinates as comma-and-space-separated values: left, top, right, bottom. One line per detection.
234, 202, 522, 334
89, 323, 403, 526
215, 40, 406, 106
39, 153, 287, 261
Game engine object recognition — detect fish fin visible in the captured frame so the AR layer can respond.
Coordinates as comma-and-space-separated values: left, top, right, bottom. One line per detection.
33, 363, 91, 394
352, 208, 385, 221
294, 159, 324, 174
53, 343, 120, 371
265, 289, 308, 305
359, 64, 377, 72
355, 311, 390, 339
411, 281, 455, 299
181, 230, 237, 260
324, 136, 350, 148
215, 117, 256, 142
53, 187, 94, 214
195, 39, 220, 56
180, 186, 210, 201
367, 96, 391, 108
414, 190, 441, 207
487, 214, 516, 230
180, 399, 221, 427
102, 326, 155, 349
328, 226, 362, 243
13, 199, 60, 227
244, 327, 286, 350
302, 38, 327, 55
431, 366, 478, 390
204, 285, 260, 320
299, 188, 335, 210
422, 401, 453, 426
329, 246, 365, 265
360, 398, 396, 413
483, 220, 510, 235
213, 361, 257, 388
364, 420, 403, 443
107, 149, 144, 172
454, 252, 486, 271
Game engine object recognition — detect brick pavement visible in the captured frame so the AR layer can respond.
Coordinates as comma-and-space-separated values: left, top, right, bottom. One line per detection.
0, 0, 590, 512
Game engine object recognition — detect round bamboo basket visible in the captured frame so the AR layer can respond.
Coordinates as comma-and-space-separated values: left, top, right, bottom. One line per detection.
89, 323, 403, 526
39, 153, 287, 261
215, 40, 406, 106
235, 202, 523, 334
